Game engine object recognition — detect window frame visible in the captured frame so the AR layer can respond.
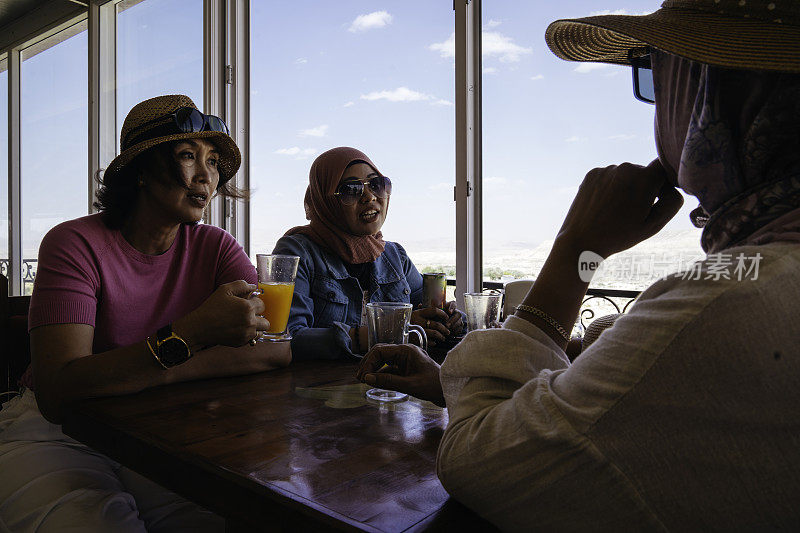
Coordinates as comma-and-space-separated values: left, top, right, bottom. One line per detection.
454, 0, 483, 307
2, 0, 479, 295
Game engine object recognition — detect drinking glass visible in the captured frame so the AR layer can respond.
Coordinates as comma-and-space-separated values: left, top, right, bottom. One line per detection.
365, 302, 427, 402
464, 292, 502, 331
255, 254, 299, 342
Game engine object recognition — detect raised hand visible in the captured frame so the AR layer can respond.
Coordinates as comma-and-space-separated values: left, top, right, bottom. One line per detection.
173, 280, 270, 349
444, 300, 464, 335
411, 307, 451, 346
558, 159, 684, 259
356, 343, 445, 406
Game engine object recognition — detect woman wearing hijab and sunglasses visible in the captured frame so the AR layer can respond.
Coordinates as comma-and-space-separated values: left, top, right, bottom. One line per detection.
0, 95, 290, 532
272, 147, 463, 361
357, 1, 800, 529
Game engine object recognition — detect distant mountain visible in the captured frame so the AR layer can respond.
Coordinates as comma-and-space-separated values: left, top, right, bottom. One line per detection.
407, 229, 706, 291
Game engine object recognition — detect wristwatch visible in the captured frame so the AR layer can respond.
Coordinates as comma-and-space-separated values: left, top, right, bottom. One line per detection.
150, 324, 193, 368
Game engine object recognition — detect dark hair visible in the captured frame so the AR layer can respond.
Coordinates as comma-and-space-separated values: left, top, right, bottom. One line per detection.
94, 140, 248, 228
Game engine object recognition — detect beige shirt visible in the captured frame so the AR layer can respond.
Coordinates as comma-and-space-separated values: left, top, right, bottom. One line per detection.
437, 243, 800, 532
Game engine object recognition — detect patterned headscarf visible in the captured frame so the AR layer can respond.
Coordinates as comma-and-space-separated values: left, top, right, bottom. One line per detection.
653, 50, 800, 253
284, 147, 386, 264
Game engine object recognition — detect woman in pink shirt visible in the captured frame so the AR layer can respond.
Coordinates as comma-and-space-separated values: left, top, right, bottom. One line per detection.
0, 95, 290, 532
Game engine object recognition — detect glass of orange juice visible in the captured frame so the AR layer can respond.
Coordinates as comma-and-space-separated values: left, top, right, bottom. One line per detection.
255, 254, 299, 342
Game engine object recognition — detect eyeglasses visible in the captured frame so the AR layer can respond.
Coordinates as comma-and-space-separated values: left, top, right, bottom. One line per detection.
334, 175, 392, 205
122, 107, 230, 150
630, 48, 655, 104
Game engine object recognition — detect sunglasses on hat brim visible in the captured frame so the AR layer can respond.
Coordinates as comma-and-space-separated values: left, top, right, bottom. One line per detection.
122, 107, 230, 151
334, 175, 392, 205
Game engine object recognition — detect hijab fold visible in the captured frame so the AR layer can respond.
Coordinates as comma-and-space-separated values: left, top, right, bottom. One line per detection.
653, 50, 800, 254
285, 147, 386, 264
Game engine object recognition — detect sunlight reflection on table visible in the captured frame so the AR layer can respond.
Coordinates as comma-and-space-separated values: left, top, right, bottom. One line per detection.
294, 383, 443, 414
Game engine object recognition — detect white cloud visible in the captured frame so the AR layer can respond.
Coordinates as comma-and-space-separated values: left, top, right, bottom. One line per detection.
428, 182, 452, 191
348, 11, 393, 33
589, 9, 652, 16
564, 136, 585, 143
483, 31, 532, 63
429, 32, 455, 58
574, 62, 612, 74
275, 147, 317, 157
430, 31, 531, 63
608, 134, 637, 141
360, 86, 450, 106
361, 87, 429, 102
483, 67, 498, 75
484, 176, 508, 186
295, 58, 307, 65
343, 101, 354, 108
299, 125, 328, 137
486, 19, 501, 28
530, 74, 544, 81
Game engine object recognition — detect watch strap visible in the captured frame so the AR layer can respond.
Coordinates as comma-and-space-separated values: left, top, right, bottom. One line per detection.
146, 336, 169, 369
157, 324, 173, 343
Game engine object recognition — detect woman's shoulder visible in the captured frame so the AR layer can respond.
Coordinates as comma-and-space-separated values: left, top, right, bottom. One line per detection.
182, 222, 242, 252
41, 213, 114, 253
382, 240, 406, 254
274, 233, 321, 256
45, 212, 108, 237
379, 241, 411, 263
184, 221, 233, 241
624, 243, 799, 335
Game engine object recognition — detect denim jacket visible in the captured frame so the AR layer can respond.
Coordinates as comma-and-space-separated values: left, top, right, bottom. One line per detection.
272, 234, 423, 361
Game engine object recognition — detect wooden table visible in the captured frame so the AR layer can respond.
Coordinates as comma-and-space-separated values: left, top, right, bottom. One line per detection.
61, 360, 497, 532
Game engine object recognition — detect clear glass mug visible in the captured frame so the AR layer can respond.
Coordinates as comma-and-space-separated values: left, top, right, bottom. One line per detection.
464, 292, 502, 331
254, 254, 299, 342
364, 302, 427, 402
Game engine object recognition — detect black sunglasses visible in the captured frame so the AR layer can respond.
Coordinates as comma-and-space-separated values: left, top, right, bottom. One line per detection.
630, 48, 655, 104
122, 107, 230, 150
334, 175, 392, 205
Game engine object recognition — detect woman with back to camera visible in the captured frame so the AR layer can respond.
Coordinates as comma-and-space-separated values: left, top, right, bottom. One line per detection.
358, 0, 800, 529
0, 94, 290, 532
273, 147, 463, 361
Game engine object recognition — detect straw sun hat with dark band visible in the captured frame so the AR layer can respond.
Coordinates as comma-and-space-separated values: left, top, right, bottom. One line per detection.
103, 94, 241, 185
546, 0, 800, 72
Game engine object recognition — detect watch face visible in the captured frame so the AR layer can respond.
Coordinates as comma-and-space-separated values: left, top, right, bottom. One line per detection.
160, 338, 190, 367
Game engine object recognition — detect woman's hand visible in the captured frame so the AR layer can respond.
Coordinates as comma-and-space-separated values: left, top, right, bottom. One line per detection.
349, 326, 368, 354
356, 344, 445, 406
444, 301, 464, 336
557, 159, 683, 258
173, 280, 270, 349
411, 307, 451, 346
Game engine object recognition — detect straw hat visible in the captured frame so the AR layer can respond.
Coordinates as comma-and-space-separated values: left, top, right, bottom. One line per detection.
546, 0, 800, 73
103, 94, 241, 185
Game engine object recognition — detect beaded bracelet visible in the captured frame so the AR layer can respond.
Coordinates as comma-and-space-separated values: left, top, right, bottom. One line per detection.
514, 304, 571, 342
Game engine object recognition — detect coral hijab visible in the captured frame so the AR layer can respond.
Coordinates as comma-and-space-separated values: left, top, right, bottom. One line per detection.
284, 147, 386, 264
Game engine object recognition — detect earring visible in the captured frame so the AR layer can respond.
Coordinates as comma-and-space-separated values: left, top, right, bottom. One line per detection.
138, 179, 145, 187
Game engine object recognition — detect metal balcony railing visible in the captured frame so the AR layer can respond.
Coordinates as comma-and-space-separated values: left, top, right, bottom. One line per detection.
4, 260, 641, 328
448, 279, 640, 330
1, 259, 38, 295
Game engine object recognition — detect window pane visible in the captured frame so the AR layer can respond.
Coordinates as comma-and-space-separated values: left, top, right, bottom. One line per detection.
116, 0, 203, 147
251, 2, 455, 275
21, 27, 88, 294
482, 2, 703, 291
1, 61, 7, 282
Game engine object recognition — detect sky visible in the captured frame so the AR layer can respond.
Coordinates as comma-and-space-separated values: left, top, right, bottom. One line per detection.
248, 0, 702, 267
1, 0, 704, 283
